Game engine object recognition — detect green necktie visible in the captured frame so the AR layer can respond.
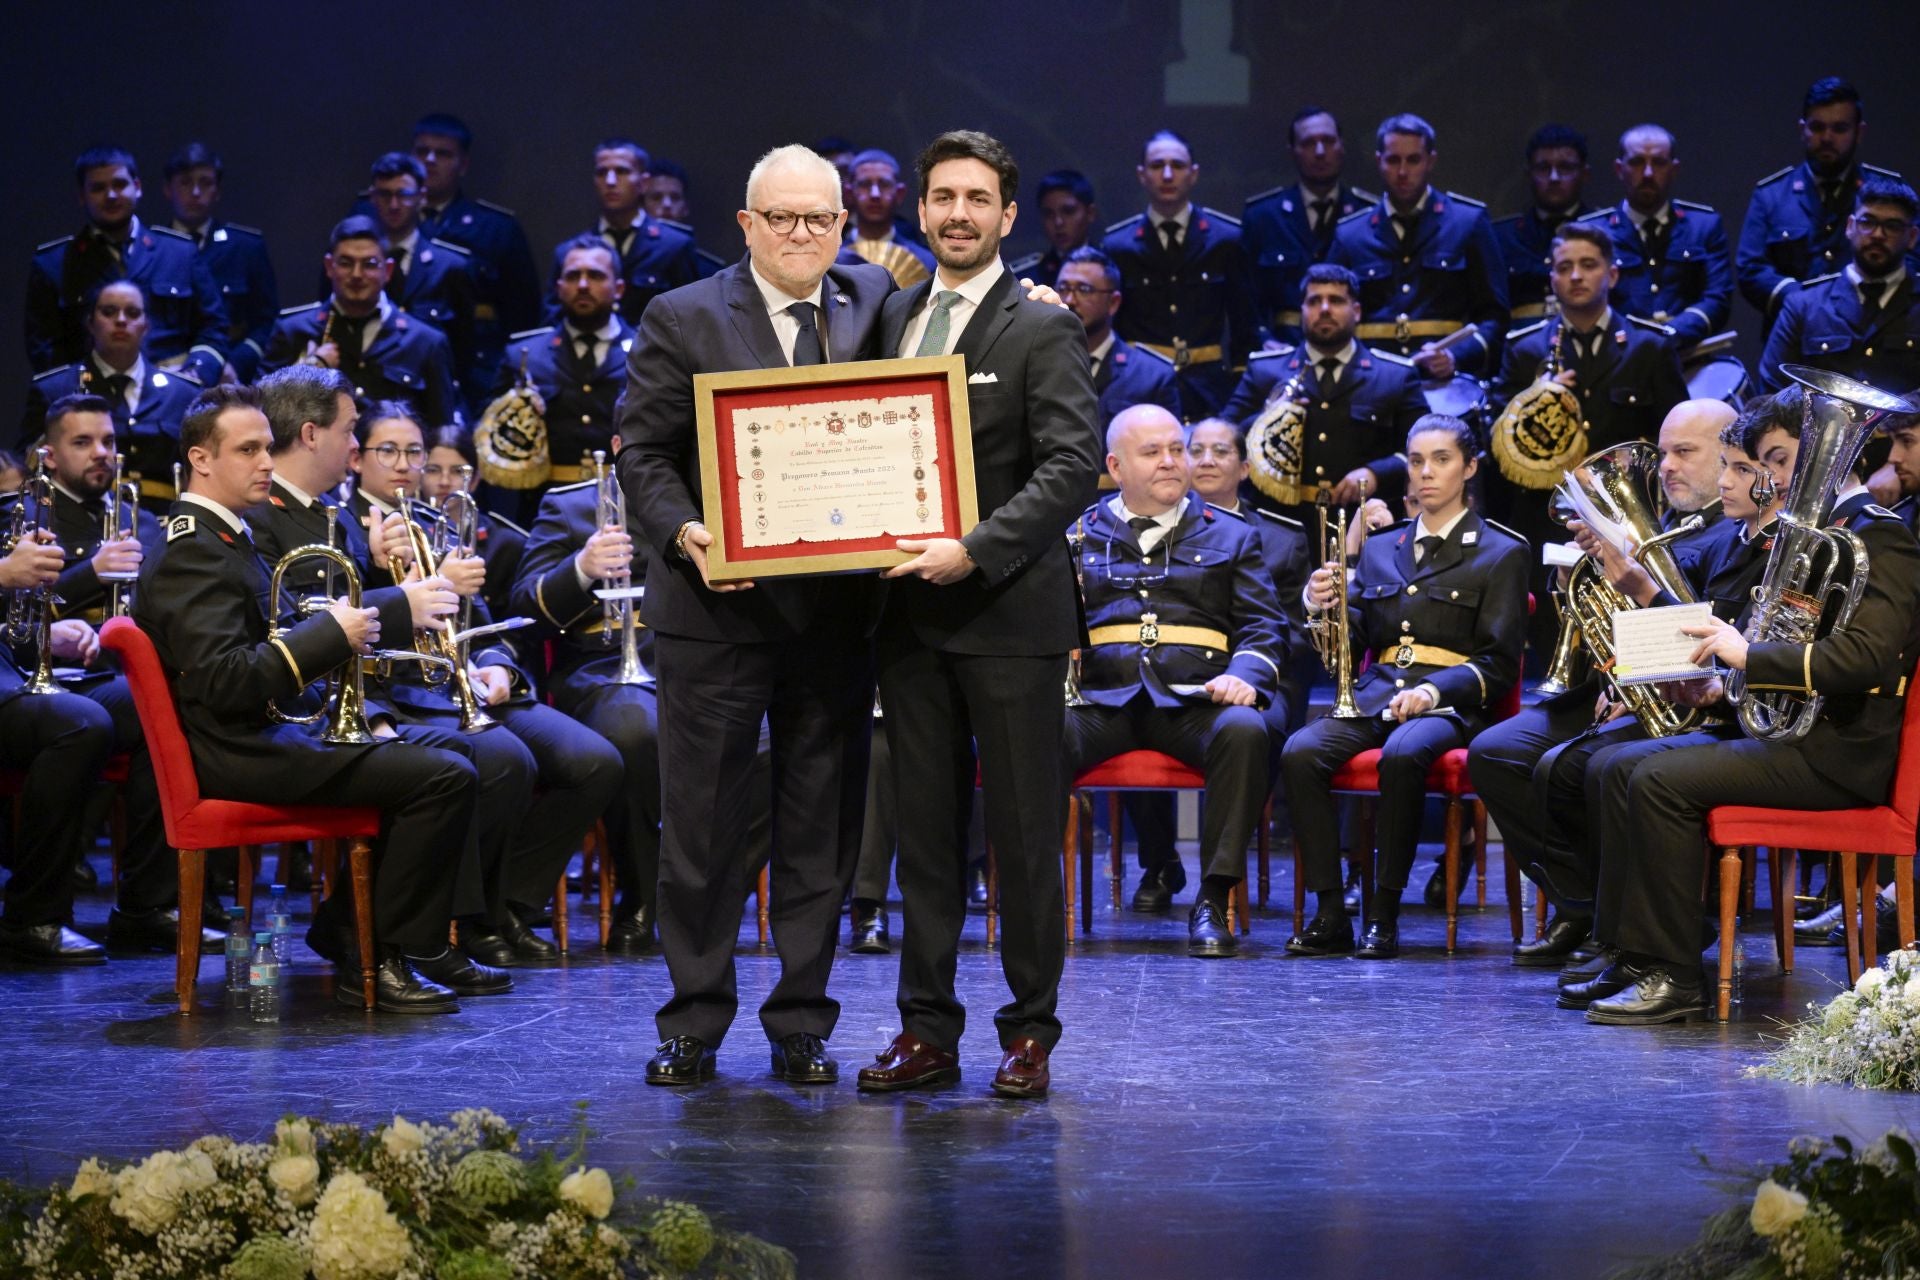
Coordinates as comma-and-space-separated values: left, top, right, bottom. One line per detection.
914, 290, 961, 357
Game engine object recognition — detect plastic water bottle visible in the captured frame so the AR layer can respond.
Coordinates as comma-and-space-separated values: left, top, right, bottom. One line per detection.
267, 884, 293, 966
225, 909, 251, 992
1729, 922, 1748, 1008
249, 933, 280, 1023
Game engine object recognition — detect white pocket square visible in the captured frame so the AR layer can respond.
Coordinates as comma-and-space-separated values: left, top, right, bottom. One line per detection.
967, 371, 999, 385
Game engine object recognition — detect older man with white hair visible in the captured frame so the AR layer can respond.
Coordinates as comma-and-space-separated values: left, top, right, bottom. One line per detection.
615, 144, 895, 1088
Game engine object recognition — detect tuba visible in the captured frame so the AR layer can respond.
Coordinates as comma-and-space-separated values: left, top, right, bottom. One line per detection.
474, 349, 551, 489
267, 541, 376, 745
591, 450, 651, 685
1246, 367, 1312, 506
100, 451, 143, 618
1492, 323, 1587, 490
1725, 365, 1916, 742
1307, 489, 1367, 718
1553, 441, 1707, 738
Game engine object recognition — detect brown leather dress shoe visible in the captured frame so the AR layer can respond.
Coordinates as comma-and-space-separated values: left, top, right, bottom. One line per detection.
855, 1032, 960, 1092
991, 1037, 1051, 1099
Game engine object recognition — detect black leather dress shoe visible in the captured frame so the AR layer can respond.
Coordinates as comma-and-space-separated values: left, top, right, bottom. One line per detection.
647, 1036, 717, 1086
1513, 913, 1593, 967
0, 921, 107, 965
70, 857, 99, 893
106, 908, 223, 954
1422, 860, 1471, 909
604, 911, 656, 955
409, 948, 513, 996
850, 904, 891, 955
502, 911, 561, 964
1558, 946, 1620, 987
1585, 967, 1706, 1024
1355, 920, 1400, 959
1795, 901, 1845, 945
337, 950, 458, 1014
1555, 958, 1648, 1009
770, 1032, 838, 1083
1188, 900, 1237, 957
1286, 912, 1354, 956
1130, 861, 1187, 913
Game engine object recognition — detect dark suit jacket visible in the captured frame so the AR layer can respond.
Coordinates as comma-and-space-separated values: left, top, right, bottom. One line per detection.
878, 268, 1102, 656
614, 258, 894, 644
197, 221, 279, 381
26, 218, 228, 384
1241, 182, 1372, 339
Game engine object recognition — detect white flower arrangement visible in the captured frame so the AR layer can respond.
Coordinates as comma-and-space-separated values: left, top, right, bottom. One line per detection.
1750, 947, 1920, 1091
0, 1107, 795, 1280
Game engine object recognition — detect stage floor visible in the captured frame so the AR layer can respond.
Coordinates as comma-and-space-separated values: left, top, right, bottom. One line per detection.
2, 847, 1915, 1280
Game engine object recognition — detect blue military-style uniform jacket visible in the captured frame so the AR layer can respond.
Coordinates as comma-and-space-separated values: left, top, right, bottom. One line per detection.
1494, 312, 1688, 452
1075, 493, 1292, 710
26, 218, 228, 384
21, 360, 201, 509
1099, 206, 1259, 415
555, 216, 702, 328
510, 478, 655, 705
1573, 201, 1733, 348
1095, 335, 1181, 425
494, 319, 636, 485
28, 483, 165, 624
1327, 189, 1509, 377
1241, 182, 1372, 342
1737, 161, 1903, 320
261, 301, 462, 430
1492, 205, 1596, 322
1758, 267, 1920, 395
189, 221, 278, 382
1340, 511, 1528, 728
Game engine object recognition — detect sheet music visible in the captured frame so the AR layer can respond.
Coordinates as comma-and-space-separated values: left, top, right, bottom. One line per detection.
1610, 603, 1714, 685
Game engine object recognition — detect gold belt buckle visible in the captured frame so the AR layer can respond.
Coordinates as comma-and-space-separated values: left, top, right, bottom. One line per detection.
1172, 338, 1191, 371
1394, 313, 1412, 345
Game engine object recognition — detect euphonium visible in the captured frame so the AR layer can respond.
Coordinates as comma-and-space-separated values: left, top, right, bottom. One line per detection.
101, 451, 143, 618
1725, 365, 1916, 743
1246, 368, 1311, 506
266, 542, 375, 745
1553, 441, 1707, 738
8, 448, 64, 695
1308, 489, 1366, 719
1534, 488, 1587, 698
591, 450, 651, 685
388, 489, 497, 733
1492, 323, 1587, 490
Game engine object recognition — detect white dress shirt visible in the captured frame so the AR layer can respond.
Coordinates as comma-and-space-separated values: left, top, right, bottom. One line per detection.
90, 354, 147, 414
749, 262, 829, 366
1108, 496, 1181, 553
897, 257, 1005, 359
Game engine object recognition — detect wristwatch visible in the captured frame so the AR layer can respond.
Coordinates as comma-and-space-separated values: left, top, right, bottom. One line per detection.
673, 520, 703, 560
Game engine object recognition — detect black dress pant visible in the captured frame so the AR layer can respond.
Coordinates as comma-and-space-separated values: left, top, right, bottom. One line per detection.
1466, 694, 1596, 898
1120, 696, 1292, 872
1067, 697, 1273, 883
79, 677, 174, 913
1604, 736, 1863, 969
1281, 711, 1468, 895
557, 680, 661, 920
390, 713, 535, 922
881, 639, 1067, 1053
653, 631, 873, 1048
0, 691, 113, 926
490, 701, 623, 910
1585, 724, 1737, 947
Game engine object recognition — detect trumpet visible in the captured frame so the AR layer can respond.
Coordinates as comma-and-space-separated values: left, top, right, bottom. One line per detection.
298, 310, 336, 368
1064, 515, 1090, 706
1308, 487, 1366, 719
6, 447, 64, 696
430, 468, 480, 642
267, 542, 375, 745
101, 451, 143, 618
592, 450, 650, 685
388, 488, 498, 733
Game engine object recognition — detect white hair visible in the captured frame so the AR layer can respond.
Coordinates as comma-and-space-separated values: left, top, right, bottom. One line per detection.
744, 144, 844, 213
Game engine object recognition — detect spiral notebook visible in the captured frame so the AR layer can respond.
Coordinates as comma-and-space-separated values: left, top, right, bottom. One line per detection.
1610, 603, 1715, 685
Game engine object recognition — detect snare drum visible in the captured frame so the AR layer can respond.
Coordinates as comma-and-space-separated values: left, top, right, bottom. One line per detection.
1684, 355, 1750, 406
1421, 374, 1489, 432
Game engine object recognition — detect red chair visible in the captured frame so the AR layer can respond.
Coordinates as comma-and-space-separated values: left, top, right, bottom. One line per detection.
100, 617, 384, 1015
1296, 645, 1529, 954
1705, 662, 1920, 1020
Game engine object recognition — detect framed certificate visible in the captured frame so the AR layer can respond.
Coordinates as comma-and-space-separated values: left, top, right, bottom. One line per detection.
694, 355, 979, 581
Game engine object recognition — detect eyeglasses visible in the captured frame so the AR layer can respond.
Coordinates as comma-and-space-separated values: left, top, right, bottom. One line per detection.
1855, 213, 1913, 238
754, 209, 839, 235
366, 444, 426, 464
1055, 281, 1114, 297
332, 256, 387, 275
370, 187, 423, 204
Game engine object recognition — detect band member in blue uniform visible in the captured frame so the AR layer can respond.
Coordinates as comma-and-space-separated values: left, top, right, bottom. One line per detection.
1009, 170, 1100, 290
1059, 247, 1180, 425
26, 146, 228, 386
555, 138, 701, 328
1099, 131, 1258, 419
363, 152, 479, 398
1493, 125, 1597, 324
1242, 107, 1372, 345
1572, 124, 1733, 352
1758, 176, 1920, 395
836, 150, 938, 286
420, 426, 525, 625
1328, 114, 1508, 380
1282, 415, 1527, 959
1737, 78, 1903, 326
161, 142, 278, 382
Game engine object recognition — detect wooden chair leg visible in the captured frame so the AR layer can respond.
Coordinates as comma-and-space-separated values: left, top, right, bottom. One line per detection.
1862, 854, 1880, 974
1499, 802, 1523, 944
985, 841, 999, 949
175, 848, 206, 1015
756, 866, 770, 947
1080, 794, 1095, 937
1257, 797, 1272, 908
1839, 851, 1863, 986
1717, 847, 1742, 1021
596, 823, 615, 949
1773, 847, 1797, 974
1063, 794, 1079, 942
349, 839, 377, 1013
1231, 875, 1250, 938
1442, 800, 1463, 954
1107, 792, 1123, 910
109, 795, 127, 893
552, 874, 569, 954
1471, 805, 1487, 907
1897, 865, 1916, 951
1740, 849, 1757, 917
236, 846, 256, 922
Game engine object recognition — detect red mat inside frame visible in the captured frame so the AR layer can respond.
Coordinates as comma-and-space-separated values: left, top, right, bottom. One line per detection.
710, 372, 968, 565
